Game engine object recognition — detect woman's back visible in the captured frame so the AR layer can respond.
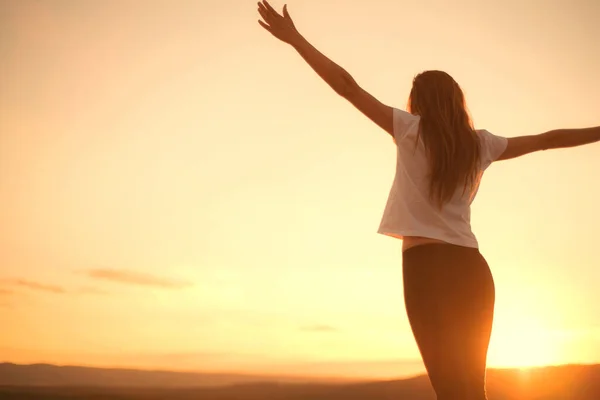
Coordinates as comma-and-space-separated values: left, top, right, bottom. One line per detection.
378, 108, 508, 250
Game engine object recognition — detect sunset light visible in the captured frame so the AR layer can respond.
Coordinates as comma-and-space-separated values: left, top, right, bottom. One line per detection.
489, 324, 562, 369
1, 0, 599, 385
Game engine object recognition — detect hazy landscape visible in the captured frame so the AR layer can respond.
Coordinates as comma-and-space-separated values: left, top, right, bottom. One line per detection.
1, 363, 599, 399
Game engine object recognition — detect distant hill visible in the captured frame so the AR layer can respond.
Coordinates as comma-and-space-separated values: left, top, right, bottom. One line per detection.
0, 363, 599, 400
0, 362, 355, 388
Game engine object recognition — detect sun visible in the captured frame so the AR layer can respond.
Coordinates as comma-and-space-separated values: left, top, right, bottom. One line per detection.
487, 323, 563, 368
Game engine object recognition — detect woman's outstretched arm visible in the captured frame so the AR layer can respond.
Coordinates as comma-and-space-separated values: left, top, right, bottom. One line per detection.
497, 126, 600, 161
257, 1, 394, 137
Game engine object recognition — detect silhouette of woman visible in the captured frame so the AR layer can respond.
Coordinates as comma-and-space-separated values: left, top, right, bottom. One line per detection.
257, 2, 600, 399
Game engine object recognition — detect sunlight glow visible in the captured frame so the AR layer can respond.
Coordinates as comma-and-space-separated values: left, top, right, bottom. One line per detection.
488, 324, 562, 368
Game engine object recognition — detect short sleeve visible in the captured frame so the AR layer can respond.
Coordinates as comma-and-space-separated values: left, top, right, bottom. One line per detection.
393, 108, 419, 142
478, 129, 508, 169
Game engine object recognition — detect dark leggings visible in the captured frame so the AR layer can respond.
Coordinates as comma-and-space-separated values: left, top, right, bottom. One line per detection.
403, 243, 495, 400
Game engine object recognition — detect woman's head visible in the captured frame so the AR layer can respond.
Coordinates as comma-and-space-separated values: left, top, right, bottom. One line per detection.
407, 70, 481, 208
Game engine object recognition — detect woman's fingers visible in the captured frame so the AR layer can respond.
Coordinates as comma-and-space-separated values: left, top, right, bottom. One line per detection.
258, 20, 271, 32
258, 3, 270, 19
258, 6, 269, 22
262, 0, 279, 16
258, 0, 286, 35
258, 1, 280, 26
257, 3, 273, 33
282, 4, 293, 22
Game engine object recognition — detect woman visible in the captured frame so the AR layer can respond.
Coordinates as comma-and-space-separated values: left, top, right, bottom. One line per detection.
257, 2, 600, 399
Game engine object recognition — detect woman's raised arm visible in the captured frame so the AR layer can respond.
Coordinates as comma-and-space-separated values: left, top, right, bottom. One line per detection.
257, 1, 394, 137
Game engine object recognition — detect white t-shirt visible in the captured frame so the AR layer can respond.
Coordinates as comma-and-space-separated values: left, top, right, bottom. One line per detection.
377, 108, 508, 248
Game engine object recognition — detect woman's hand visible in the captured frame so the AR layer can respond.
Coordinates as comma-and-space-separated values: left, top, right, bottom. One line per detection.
257, 1, 301, 46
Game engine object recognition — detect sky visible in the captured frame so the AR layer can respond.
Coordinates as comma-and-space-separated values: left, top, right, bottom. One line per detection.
1, 0, 599, 380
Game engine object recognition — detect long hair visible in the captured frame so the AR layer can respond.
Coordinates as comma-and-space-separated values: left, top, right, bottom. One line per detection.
407, 70, 481, 208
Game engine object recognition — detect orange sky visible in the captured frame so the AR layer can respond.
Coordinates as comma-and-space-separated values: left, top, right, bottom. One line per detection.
1, 0, 599, 379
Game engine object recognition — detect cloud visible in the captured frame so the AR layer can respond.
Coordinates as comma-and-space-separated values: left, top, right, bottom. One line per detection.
0, 279, 110, 296
86, 268, 192, 289
8, 279, 66, 294
300, 324, 338, 333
